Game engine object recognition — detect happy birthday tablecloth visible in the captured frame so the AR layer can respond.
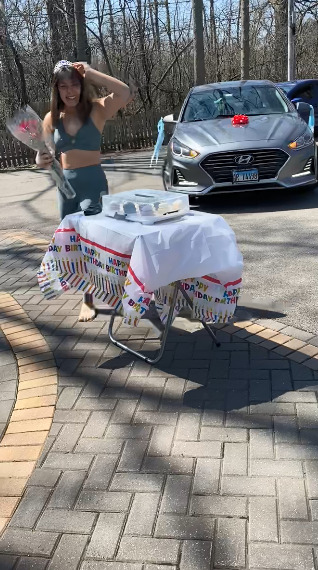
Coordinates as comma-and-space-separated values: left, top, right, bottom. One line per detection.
37, 210, 243, 326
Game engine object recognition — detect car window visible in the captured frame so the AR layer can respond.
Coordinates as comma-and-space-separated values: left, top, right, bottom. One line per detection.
277, 86, 290, 95
277, 83, 297, 95
182, 85, 290, 122
292, 84, 314, 100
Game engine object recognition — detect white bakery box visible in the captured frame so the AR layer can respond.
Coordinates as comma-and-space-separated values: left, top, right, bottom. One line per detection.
102, 189, 189, 225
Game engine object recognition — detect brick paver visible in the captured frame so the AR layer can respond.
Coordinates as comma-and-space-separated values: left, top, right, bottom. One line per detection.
2, 231, 318, 568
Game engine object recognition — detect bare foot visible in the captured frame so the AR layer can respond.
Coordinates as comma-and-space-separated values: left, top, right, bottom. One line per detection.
78, 301, 97, 322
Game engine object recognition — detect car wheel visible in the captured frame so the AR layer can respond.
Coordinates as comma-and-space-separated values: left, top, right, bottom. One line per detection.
162, 160, 168, 191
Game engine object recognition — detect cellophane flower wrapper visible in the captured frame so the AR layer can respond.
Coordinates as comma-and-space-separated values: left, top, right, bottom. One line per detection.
6, 106, 76, 199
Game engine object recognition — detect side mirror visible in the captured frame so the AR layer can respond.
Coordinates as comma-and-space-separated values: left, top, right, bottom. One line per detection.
163, 114, 177, 124
293, 101, 312, 128
163, 114, 177, 144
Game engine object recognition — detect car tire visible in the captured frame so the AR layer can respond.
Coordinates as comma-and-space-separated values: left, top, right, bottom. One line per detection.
161, 160, 168, 192
162, 160, 168, 191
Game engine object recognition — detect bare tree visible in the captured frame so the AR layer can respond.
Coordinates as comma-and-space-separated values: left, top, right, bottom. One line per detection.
3, 0, 318, 132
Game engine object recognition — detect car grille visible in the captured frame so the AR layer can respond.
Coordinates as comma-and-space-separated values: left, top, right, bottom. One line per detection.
200, 149, 289, 183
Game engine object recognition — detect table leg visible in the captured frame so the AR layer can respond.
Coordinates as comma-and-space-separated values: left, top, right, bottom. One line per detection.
107, 279, 221, 364
108, 281, 179, 364
176, 282, 221, 347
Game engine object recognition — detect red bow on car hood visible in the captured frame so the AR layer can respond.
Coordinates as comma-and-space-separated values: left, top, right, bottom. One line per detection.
231, 114, 249, 126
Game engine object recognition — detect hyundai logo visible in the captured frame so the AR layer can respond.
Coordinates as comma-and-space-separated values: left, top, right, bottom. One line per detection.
234, 155, 254, 165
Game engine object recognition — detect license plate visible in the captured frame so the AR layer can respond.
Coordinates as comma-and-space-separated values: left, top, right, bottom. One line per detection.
233, 169, 258, 183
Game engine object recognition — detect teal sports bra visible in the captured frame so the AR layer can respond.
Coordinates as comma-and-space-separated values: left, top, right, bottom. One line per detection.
53, 116, 101, 153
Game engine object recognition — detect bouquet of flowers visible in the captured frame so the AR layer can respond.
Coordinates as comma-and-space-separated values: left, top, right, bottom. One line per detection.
6, 106, 75, 199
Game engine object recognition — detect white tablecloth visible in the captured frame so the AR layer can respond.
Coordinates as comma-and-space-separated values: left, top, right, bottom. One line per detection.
38, 210, 243, 325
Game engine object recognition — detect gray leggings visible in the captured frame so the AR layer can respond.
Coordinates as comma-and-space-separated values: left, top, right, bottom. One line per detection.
58, 164, 108, 220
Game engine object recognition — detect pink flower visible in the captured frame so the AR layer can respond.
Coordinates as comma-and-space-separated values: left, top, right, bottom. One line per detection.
18, 119, 41, 138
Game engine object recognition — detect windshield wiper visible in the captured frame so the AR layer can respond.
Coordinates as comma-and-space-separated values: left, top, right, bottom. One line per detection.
187, 114, 235, 122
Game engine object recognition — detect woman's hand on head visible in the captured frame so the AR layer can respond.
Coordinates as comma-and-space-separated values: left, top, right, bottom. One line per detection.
35, 150, 54, 169
73, 62, 90, 77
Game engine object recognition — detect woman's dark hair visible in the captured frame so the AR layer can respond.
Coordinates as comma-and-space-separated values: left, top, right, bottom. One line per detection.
50, 66, 93, 127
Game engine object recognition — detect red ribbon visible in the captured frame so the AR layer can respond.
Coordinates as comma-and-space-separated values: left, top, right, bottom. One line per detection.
232, 114, 249, 126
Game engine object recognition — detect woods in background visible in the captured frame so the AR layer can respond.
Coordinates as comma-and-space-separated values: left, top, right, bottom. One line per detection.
1, 0, 318, 129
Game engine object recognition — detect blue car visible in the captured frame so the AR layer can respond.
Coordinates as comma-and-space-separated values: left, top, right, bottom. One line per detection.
276, 79, 318, 133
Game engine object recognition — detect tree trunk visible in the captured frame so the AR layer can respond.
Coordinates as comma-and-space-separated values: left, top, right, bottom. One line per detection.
107, 0, 116, 47
0, 0, 28, 105
164, 0, 174, 55
237, 0, 241, 44
241, 0, 250, 79
0, 0, 5, 91
148, 0, 161, 60
209, 0, 219, 81
153, 0, 161, 55
73, 0, 90, 62
46, 0, 63, 63
64, 0, 77, 60
192, 0, 206, 85
270, 0, 288, 80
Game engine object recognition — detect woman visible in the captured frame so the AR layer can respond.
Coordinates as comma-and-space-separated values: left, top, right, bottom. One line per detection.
36, 60, 134, 321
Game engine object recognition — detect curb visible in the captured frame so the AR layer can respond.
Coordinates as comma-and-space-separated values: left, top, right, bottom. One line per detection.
0, 329, 18, 442
0, 293, 58, 535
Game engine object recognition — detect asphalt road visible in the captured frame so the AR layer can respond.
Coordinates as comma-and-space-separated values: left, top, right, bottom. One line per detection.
1, 150, 318, 334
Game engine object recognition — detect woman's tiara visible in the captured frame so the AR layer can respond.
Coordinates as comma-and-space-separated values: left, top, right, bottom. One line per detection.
53, 60, 73, 74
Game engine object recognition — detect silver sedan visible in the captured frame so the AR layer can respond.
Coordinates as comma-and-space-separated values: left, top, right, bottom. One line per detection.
163, 80, 316, 195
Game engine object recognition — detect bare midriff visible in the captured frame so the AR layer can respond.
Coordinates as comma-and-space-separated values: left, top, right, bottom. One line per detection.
60, 149, 101, 170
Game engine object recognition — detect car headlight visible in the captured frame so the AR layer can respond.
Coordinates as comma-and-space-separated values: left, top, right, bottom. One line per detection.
288, 130, 314, 150
171, 138, 199, 159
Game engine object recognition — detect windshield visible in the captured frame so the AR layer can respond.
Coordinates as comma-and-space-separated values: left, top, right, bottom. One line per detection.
182, 85, 290, 122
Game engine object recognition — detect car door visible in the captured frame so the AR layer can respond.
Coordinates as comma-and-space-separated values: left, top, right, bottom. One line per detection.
311, 83, 318, 126
290, 82, 318, 126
